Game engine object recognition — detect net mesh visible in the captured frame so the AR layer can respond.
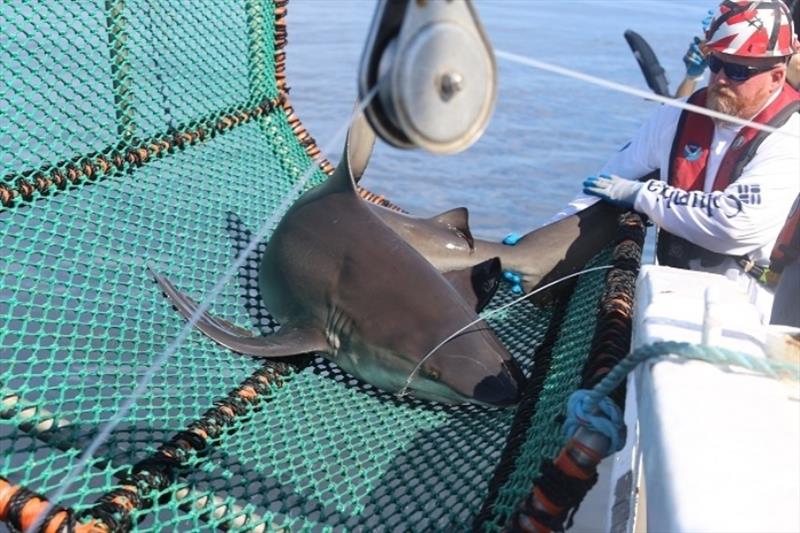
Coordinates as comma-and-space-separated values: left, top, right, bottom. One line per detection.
1, 1, 625, 531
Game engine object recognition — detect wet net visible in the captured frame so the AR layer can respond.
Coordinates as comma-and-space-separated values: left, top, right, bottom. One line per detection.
0, 1, 643, 531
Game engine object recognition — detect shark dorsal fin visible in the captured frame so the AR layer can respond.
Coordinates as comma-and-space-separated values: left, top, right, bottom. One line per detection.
328, 137, 358, 193
443, 257, 502, 313
348, 107, 376, 183
329, 108, 375, 193
429, 207, 474, 250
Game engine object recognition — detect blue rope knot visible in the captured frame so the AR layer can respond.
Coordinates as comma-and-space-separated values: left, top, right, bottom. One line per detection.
563, 389, 625, 455
558, 342, 798, 462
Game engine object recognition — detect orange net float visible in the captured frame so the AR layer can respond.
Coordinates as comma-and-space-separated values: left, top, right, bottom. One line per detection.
0, 475, 109, 533
509, 432, 607, 533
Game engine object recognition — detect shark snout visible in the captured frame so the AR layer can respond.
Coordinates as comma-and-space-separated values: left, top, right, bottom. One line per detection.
471, 362, 525, 407
426, 351, 525, 407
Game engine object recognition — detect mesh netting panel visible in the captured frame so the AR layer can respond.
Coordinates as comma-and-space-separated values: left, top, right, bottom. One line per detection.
0, 110, 320, 506
1, 1, 618, 531
134, 286, 554, 532
479, 258, 611, 532
1, 1, 278, 183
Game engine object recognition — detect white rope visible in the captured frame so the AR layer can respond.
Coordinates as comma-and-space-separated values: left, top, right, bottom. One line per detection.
496, 49, 799, 138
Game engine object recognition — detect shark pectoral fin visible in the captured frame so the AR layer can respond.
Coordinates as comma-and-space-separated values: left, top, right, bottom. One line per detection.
148, 267, 328, 358
149, 266, 250, 332
443, 257, 502, 313
429, 207, 475, 251
224, 326, 329, 359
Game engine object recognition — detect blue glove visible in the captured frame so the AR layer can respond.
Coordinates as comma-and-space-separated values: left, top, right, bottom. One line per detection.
683, 36, 707, 78
702, 9, 714, 33
582, 174, 643, 209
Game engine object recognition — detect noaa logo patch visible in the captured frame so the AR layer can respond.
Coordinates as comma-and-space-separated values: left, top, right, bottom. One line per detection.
683, 143, 703, 161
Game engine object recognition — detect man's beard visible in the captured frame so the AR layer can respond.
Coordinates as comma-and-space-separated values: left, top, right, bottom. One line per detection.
707, 83, 771, 120
707, 84, 744, 117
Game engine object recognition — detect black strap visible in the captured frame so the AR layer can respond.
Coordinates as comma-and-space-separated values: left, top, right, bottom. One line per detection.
656, 231, 732, 269
728, 100, 800, 184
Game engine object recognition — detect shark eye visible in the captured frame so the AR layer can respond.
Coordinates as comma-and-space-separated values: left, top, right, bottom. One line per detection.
425, 368, 441, 381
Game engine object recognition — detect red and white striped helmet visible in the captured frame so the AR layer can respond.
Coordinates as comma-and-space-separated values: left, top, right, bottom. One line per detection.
705, 1, 799, 57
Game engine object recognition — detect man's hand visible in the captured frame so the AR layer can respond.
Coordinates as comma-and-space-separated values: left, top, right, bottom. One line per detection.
582, 174, 643, 209
683, 36, 707, 78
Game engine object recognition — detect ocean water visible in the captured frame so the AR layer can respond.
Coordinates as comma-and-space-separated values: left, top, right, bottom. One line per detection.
286, 0, 711, 258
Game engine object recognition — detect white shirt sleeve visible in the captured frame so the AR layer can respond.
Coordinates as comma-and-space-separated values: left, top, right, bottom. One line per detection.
549, 103, 682, 222
633, 113, 800, 259
599, 102, 681, 179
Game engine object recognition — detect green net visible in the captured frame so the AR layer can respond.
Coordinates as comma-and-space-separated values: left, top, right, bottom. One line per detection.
1, 1, 628, 531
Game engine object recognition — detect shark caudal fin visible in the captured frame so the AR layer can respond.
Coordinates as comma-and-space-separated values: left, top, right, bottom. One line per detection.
149, 266, 328, 358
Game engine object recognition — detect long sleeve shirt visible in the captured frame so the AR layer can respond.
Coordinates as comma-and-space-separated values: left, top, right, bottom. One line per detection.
558, 95, 800, 270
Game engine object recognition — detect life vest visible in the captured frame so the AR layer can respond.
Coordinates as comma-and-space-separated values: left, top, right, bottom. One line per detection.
656, 83, 800, 269
769, 194, 800, 274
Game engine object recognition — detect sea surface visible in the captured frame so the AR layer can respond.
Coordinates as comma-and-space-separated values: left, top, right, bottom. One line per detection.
285, 0, 711, 260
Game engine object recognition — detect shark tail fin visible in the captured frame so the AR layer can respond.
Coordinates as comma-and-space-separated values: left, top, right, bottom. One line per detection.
510, 202, 622, 295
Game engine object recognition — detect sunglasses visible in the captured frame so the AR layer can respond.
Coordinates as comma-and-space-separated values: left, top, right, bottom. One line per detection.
708, 55, 780, 82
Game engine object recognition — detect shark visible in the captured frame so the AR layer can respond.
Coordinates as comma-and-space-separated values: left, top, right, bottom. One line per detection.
150, 125, 526, 407
345, 108, 623, 297
368, 201, 621, 297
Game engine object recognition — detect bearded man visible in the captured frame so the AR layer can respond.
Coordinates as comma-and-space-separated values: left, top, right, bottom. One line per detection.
569, 0, 799, 319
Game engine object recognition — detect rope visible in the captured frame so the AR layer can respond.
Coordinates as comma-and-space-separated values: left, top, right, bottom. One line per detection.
495, 49, 799, 139
564, 341, 800, 456
563, 392, 625, 454
589, 341, 799, 405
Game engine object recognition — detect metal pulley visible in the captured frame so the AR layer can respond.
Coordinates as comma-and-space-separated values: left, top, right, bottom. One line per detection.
358, 0, 497, 155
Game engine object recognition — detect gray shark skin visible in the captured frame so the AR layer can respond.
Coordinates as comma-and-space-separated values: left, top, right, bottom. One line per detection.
346, 101, 621, 297
368, 201, 621, 295
150, 130, 524, 407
